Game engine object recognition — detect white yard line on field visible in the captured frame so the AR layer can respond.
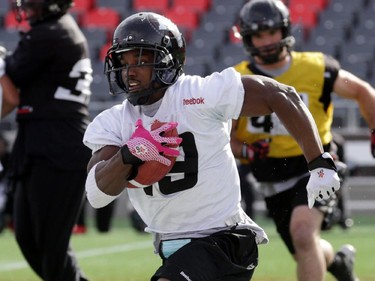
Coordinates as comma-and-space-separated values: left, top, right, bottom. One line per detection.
0, 241, 151, 272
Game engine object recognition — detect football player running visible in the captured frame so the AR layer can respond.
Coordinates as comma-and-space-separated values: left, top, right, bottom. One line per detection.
231, 1, 375, 281
84, 12, 340, 281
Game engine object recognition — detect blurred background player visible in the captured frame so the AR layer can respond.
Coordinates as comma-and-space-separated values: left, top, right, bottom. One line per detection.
2, 0, 92, 280
237, 139, 269, 219
231, 0, 375, 280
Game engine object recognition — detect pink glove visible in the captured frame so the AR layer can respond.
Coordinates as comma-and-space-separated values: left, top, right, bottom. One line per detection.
121, 119, 182, 166
371, 129, 375, 158
242, 140, 269, 162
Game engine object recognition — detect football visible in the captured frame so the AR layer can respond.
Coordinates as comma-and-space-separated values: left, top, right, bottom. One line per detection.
127, 120, 179, 188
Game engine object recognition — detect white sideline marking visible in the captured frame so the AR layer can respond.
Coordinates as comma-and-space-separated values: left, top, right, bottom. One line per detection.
0, 241, 151, 272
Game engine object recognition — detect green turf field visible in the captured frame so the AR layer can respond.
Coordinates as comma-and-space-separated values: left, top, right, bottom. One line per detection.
0, 215, 373, 281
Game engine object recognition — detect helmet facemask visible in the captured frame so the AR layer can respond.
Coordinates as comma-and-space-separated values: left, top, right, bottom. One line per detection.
104, 12, 186, 106
105, 45, 179, 106
242, 32, 295, 65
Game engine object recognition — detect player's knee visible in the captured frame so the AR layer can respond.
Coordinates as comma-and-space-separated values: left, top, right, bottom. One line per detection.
290, 220, 316, 250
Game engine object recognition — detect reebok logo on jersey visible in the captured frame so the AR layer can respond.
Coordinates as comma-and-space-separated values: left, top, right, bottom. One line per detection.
183, 97, 205, 105
180, 271, 192, 281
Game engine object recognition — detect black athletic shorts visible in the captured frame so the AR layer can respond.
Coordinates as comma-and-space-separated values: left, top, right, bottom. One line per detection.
264, 176, 336, 254
151, 228, 258, 281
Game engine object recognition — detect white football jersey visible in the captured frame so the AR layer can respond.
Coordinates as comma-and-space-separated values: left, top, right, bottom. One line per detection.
84, 67, 268, 244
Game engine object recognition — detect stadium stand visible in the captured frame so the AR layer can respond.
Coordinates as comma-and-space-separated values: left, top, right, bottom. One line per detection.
95, 0, 133, 17
3, 10, 30, 31
69, 0, 95, 16
82, 27, 108, 60
80, 7, 121, 34
132, 0, 169, 14
171, 0, 212, 14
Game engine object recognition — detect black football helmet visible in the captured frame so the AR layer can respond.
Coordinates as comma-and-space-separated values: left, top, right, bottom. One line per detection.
105, 12, 186, 106
12, 0, 72, 24
238, 0, 295, 64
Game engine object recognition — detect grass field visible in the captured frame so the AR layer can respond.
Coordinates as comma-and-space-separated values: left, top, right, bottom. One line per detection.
0, 215, 374, 281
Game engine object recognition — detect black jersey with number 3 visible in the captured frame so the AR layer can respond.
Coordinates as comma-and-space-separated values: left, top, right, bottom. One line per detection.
5, 13, 92, 172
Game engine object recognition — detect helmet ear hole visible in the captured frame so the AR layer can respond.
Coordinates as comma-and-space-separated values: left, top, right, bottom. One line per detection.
157, 68, 177, 85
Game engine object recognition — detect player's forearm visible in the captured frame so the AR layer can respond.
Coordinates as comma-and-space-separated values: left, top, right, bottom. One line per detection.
86, 152, 133, 208
94, 152, 133, 196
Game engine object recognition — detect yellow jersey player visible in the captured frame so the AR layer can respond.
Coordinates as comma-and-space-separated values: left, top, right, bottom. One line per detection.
231, 1, 375, 281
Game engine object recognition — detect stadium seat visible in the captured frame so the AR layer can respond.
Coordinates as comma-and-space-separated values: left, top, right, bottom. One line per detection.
290, 23, 305, 50
99, 42, 112, 61
289, 0, 328, 12
95, 0, 133, 17
82, 27, 108, 46
307, 18, 348, 42
70, 0, 95, 15
187, 36, 219, 63
82, 27, 108, 60
165, 7, 200, 42
214, 42, 247, 71
90, 61, 109, 102
201, 4, 240, 45
211, 0, 244, 9
321, 0, 361, 28
80, 7, 121, 34
203, 4, 238, 30
289, 4, 318, 30
0, 0, 11, 16
340, 35, 375, 79
356, 18, 375, 38
171, 0, 211, 14
4, 10, 30, 31
132, 0, 169, 13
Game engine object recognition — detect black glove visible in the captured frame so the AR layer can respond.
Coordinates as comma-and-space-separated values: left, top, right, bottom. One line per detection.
120, 145, 144, 181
